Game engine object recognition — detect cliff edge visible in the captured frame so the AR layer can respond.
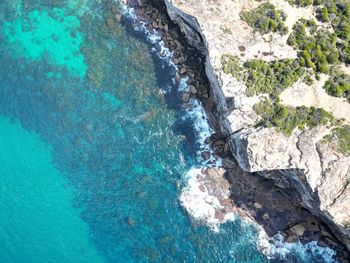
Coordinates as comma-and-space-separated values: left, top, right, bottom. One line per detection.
166, 0, 350, 251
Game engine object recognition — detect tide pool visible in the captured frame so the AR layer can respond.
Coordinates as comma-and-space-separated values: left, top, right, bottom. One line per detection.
0, 0, 337, 262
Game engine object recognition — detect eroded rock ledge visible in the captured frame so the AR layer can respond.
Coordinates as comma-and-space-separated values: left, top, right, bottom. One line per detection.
125, 0, 350, 256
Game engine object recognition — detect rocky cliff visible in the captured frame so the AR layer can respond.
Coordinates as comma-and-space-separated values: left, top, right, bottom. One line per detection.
133, 0, 350, 252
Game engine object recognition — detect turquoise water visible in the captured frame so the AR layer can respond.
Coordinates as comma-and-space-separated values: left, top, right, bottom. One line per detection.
0, 116, 102, 263
0, 0, 337, 262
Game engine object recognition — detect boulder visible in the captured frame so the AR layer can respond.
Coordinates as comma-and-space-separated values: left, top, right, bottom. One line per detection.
201, 151, 211, 160
253, 202, 262, 209
182, 92, 190, 102
190, 85, 197, 94
180, 67, 187, 75
262, 212, 269, 220
286, 234, 299, 243
290, 224, 306, 237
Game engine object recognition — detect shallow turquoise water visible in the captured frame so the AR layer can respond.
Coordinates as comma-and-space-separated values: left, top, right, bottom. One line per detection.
0, 0, 337, 262
0, 116, 103, 263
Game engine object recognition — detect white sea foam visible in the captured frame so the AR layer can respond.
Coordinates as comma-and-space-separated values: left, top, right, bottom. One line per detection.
120, 1, 239, 235
182, 99, 219, 164
177, 76, 189, 92
179, 168, 235, 232
179, 99, 227, 230
121, 3, 338, 260
122, 2, 218, 164
122, 5, 176, 71
256, 230, 337, 262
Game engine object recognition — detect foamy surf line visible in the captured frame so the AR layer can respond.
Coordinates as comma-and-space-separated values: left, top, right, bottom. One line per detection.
245, 224, 339, 262
120, 3, 227, 226
121, 4, 218, 162
120, 2, 338, 261
179, 167, 235, 232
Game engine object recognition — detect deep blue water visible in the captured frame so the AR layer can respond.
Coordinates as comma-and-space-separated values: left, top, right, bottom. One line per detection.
0, 1, 337, 262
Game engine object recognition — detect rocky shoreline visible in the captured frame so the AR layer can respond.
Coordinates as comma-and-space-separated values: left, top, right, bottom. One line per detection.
119, 0, 349, 260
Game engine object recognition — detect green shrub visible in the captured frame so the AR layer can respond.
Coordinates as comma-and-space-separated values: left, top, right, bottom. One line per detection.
320, 7, 329, 22
222, 55, 306, 97
287, 0, 314, 7
221, 54, 243, 79
332, 125, 350, 155
242, 59, 304, 96
337, 22, 350, 41
288, 20, 340, 73
324, 72, 350, 102
240, 3, 288, 35
287, 1, 350, 69
254, 98, 334, 135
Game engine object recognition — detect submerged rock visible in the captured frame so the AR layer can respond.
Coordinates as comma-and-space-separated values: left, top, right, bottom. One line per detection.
127, 217, 135, 227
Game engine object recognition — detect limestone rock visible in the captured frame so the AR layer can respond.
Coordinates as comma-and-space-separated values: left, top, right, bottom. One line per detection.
253, 202, 262, 209
290, 224, 306, 236
159, 0, 350, 251
190, 85, 197, 94
286, 234, 299, 243
230, 124, 350, 247
182, 92, 190, 102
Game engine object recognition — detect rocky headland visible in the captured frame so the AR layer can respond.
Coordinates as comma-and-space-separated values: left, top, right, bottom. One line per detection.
121, 0, 350, 260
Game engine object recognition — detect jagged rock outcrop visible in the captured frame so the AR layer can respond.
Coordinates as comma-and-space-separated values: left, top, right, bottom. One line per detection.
230, 122, 350, 250
158, 0, 231, 134
317, 138, 350, 236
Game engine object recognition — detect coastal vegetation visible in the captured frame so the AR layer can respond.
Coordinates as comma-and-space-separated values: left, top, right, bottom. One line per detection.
221, 34, 343, 136
253, 98, 334, 135
287, 0, 314, 6
285, 1, 350, 104
323, 125, 350, 156
222, 55, 305, 97
287, 19, 348, 74
225, 1, 350, 99
240, 3, 288, 35
288, 21, 334, 73
222, 0, 350, 144
324, 71, 350, 102
240, 59, 304, 96
221, 54, 241, 77
221, 55, 337, 136
333, 125, 350, 155
220, 25, 232, 35
287, 1, 350, 66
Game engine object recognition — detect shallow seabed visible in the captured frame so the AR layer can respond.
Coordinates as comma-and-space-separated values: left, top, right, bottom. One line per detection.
0, 0, 337, 262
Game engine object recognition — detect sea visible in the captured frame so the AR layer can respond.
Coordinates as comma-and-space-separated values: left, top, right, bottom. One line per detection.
0, 0, 338, 262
